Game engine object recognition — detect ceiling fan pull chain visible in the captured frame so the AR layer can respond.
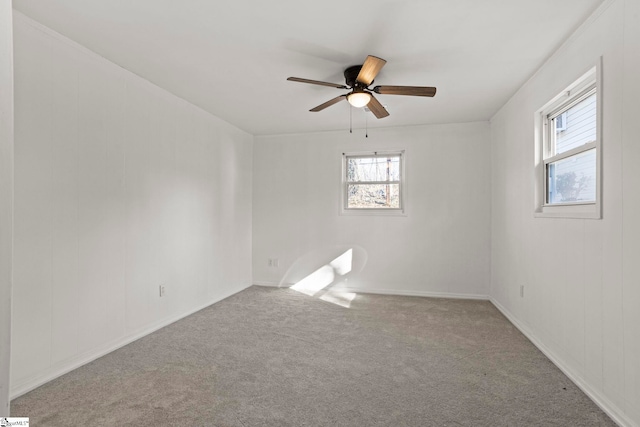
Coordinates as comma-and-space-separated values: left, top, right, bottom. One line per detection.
349, 106, 352, 133
365, 114, 368, 138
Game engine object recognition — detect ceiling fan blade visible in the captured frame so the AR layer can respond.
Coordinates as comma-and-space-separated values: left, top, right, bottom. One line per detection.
366, 94, 389, 119
356, 56, 387, 86
373, 85, 437, 97
310, 95, 347, 112
287, 77, 347, 89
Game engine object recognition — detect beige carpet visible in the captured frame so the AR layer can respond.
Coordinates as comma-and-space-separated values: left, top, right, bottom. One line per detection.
12, 286, 616, 426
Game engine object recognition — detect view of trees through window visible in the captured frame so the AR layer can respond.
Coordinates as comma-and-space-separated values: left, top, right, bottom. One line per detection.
345, 155, 401, 209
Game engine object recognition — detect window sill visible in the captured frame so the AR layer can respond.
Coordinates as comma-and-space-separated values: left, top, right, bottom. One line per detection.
340, 208, 407, 217
534, 203, 601, 219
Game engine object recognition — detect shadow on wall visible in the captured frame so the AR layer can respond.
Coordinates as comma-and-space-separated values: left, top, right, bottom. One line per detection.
279, 246, 368, 308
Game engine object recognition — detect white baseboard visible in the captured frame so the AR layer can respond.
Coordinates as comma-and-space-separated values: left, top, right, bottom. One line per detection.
10, 284, 251, 400
336, 286, 489, 300
252, 281, 290, 287
490, 298, 634, 427
253, 282, 488, 300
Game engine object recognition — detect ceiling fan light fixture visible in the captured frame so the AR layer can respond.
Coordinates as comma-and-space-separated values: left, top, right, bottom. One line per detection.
347, 92, 371, 108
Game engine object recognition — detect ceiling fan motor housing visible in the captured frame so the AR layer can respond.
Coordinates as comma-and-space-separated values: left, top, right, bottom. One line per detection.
344, 65, 368, 88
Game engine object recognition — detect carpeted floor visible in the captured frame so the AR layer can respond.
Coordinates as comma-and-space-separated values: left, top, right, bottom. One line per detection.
12, 286, 616, 426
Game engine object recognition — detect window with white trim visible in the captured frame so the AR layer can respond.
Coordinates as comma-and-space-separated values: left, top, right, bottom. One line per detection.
535, 63, 601, 219
342, 151, 405, 214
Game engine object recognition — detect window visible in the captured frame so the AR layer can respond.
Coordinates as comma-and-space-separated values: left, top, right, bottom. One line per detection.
342, 151, 405, 214
534, 62, 601, 218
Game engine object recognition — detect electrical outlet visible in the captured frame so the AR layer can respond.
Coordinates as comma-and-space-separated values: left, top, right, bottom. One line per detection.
267, 259, 273, 267
520, 285, 524, 298
159, 285, 166, 297
273, 258, 279, 267
268, 258, 279, 268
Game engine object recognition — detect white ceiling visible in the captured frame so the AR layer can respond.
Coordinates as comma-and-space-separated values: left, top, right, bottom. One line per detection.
14, 0, 604, 136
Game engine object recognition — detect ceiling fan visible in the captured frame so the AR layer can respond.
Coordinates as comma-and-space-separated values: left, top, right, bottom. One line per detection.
287, 55, 436, 119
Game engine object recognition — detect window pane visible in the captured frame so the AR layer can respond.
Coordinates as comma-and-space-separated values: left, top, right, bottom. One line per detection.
552, 92, 596, 155
546, 148, 596, 204
347, 184, 400, 208
347, 156, 400, 182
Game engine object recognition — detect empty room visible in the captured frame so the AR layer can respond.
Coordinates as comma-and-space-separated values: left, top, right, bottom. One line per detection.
0, 0, 639, 425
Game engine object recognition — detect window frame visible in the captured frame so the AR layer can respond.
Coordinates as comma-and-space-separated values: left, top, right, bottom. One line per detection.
340, 150, 406, 216
534, 60, 602, 219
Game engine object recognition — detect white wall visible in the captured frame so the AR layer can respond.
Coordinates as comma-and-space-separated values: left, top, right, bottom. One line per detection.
253, 122, 491, 298
490, 0, 640, 425
0, 1, 14, 417
11, 13, 253, 398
